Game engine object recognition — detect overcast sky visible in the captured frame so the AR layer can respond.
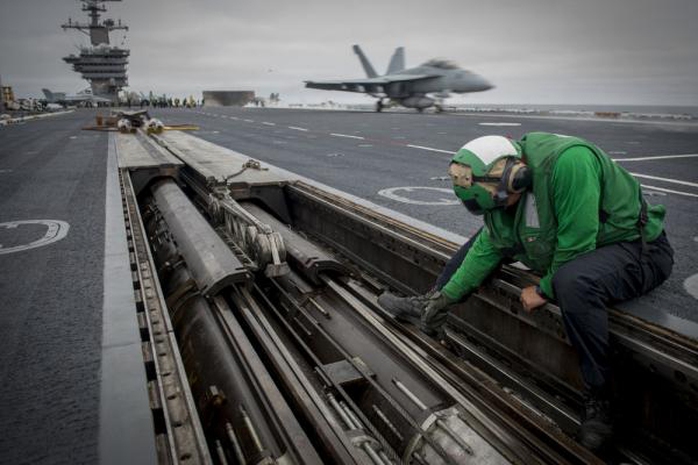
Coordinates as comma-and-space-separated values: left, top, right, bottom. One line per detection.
1, 0, 697, 106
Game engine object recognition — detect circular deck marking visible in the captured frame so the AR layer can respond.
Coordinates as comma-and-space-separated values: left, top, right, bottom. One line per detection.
378, 187, 459, 205
0, 220, 70, 255
685, 274, 698, 300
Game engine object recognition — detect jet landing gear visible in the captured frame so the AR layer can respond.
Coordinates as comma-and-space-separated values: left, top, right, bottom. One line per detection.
376, 100, 384, 112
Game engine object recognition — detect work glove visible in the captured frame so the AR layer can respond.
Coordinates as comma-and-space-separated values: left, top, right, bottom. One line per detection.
420, 291, 457, 337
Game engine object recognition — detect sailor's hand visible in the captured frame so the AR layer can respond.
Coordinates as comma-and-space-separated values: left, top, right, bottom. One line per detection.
421, 291, 457, 335
520, 286, 547, 313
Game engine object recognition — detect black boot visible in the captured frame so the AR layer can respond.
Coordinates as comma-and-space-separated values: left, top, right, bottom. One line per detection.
377, 292, 427, 323
578, 389, 614, 453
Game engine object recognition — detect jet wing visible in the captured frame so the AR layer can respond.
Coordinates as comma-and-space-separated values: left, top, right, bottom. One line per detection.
305, 74, 436, 93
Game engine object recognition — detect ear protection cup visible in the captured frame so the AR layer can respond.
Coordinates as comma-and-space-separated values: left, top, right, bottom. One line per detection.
497, 158, 531, 198
508, 164, 531, 193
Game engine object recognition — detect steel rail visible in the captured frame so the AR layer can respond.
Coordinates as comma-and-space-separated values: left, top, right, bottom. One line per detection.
325, 276, 604, 465
227, 285, 369, 464
121, 168, 212, 464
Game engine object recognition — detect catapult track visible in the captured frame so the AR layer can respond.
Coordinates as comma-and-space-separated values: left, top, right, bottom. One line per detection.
116, 129, 698, 464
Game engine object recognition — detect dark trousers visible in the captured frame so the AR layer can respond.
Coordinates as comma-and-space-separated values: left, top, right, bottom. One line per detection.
435, 230, 674, 391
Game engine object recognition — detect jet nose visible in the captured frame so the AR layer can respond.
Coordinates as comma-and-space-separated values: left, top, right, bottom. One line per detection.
478, 76, 494, 92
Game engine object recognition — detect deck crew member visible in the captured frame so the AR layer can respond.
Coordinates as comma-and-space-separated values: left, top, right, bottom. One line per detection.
378, 132, 673, 452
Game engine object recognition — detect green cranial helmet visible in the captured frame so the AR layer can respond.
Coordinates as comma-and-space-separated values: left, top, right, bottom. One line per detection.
449, 135, 523, 215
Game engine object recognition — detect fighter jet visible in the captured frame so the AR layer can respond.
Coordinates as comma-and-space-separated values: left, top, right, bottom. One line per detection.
42, 88, 112, 107
305, 45, 493, 112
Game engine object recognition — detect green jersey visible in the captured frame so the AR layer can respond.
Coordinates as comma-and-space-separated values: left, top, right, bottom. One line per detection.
441, 132, 666, 300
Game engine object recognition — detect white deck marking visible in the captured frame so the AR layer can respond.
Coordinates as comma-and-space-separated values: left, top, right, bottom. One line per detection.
631, 173, 698, 188
641, 184, 698, 198
330, 133, 365, 140
288, 126, 308, 132
262, 122, 276, 126
685, 274, 698, 301
0, 220, 70, 255
378, 187, 460, 206
243, 119, 254, 123
614, 153, 698, 162
230, 116, 239, 120
406, 144, 454, 155
478, 122, 522, 127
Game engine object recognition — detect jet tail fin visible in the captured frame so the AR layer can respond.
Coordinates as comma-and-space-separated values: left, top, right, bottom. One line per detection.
386, 47, 405, 74
352, 44, 378, 78
42, 89, 54, 101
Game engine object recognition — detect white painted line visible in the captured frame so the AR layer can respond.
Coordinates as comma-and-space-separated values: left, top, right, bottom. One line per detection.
288, 126, 309, 132
243, 119, 254, 123
631, 173, 698, 188
230, 117, 239, 120
262, 122, 276, 126
406, 144, 454, 155
614, 153, 698, 162
0, 220, 70, 255
478, 122, 521, 127
378, 186, 460, 206
685, 274, 698, 300
330, 133, 365, 140
641, 184, 698, 198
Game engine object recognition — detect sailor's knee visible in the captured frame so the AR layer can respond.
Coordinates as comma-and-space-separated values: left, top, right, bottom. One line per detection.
552, 265, 597, 302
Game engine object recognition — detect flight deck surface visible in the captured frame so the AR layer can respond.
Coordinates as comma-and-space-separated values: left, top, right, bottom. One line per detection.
0, 111, 155, 464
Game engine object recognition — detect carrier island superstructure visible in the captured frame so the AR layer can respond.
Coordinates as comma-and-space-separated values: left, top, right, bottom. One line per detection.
62, 0, 129, 102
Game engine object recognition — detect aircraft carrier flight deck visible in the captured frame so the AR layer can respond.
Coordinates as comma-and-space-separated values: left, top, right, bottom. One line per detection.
1, 107, 698, 465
